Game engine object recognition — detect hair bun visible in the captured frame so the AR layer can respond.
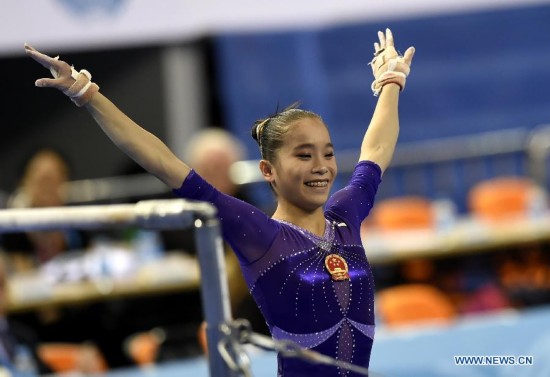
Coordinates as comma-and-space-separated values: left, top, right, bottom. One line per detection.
251, 122, 261, 143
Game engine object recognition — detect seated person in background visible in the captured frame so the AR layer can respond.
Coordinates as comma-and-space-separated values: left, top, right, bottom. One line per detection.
3, 147, 88, 268
0, 253, 52, 375
0, 148, 109, 369
161, 128, 249, 251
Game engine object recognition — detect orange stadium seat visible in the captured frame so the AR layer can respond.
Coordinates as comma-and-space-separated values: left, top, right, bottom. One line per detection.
376, 284, 457, 327
38, 342, 108, 373
468, 176, 541, 222
370, 196, 435, 231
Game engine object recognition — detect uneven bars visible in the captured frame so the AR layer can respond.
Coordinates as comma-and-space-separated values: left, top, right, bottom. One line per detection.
0, 199, 236, 377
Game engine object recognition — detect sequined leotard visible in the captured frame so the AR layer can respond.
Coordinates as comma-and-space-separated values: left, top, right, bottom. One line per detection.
173, 160, 381, 376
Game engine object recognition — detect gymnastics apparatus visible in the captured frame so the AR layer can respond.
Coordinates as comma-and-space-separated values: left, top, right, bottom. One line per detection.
0, 199, 374, 376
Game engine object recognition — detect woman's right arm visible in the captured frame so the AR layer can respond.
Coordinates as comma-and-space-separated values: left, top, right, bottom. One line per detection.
84, 93, 190, 189
25, 44, 190, 189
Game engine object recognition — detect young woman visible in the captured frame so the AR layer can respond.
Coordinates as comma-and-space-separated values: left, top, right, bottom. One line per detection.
25, 29, 414, 376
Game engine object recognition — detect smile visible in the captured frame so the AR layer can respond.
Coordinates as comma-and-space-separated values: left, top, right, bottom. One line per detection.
305, 180, 329, 187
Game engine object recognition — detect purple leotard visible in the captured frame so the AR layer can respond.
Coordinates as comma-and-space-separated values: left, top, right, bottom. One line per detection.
173, 160, 382, 376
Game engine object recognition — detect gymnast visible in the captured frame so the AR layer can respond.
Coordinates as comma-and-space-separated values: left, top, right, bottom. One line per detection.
25, 28, 414, 376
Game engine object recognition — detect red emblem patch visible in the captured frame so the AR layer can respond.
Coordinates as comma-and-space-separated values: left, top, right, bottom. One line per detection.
324, 254, 349, 281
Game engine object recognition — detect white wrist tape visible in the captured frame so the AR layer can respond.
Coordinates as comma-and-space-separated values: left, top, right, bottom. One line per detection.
49, 56, 99, 106
370, 56, 410, 97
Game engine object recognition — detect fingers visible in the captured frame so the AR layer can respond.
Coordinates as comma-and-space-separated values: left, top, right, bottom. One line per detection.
370, 29, 414, 94
35, 77, 66, 90
24, 43, 59, 70
374, 28, 395, 56
374, 28, 413, 59
25, 43, 76, 82
24, 43, 37, 53
376, 28, 393, 49
403, 46, 416, 66
377, 31, 386, 50
385, 28, 394, 48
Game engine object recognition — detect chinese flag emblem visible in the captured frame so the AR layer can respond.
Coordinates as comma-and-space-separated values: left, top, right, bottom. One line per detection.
324, 254, 350, 281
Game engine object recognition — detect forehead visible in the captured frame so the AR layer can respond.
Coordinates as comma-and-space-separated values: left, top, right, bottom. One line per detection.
283, 117, 331, 147
27, 153, 67, 177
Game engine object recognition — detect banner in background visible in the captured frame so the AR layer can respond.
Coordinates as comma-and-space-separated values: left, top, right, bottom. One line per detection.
1, 0, 548, 56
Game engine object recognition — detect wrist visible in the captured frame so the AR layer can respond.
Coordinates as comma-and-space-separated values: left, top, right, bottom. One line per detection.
371, 72, 406, 97
381, 83, 401, 92
370, 55, 410, 97
64, 67, 100, 107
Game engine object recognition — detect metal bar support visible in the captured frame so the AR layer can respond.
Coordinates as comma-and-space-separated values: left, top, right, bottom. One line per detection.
0, 199, 233, 377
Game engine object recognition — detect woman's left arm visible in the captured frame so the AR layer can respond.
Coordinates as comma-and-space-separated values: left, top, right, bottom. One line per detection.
359, 29, 415, 173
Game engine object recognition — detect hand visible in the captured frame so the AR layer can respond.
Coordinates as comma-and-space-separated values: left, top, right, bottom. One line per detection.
24, 43, 99, 106
369, 29, 415, 96
25, 44, 76, 90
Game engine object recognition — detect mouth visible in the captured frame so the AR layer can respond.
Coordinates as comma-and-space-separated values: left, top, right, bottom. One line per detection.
304, 179, 330, 188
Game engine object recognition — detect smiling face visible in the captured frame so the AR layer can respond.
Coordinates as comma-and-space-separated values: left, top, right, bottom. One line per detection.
263, 117, 337, 213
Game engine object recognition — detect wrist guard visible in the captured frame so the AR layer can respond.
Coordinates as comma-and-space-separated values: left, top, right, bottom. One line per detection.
370, 53, 410, 97
50, 56, 100, 107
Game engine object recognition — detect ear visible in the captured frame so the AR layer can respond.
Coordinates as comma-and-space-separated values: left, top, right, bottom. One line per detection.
259, 160, 275, 183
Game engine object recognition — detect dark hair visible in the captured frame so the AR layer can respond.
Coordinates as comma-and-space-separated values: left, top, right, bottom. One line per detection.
19, 147, 71, 183
251, 103, 324, 162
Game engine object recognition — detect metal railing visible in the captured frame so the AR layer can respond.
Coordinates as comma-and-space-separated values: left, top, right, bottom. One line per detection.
0, 199, 236, 377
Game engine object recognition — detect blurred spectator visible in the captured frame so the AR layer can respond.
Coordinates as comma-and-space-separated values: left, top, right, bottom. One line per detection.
0, 148, 112, 370
161, 128, 248, 251
3, 147, 88, 268
184, 128, 245, 197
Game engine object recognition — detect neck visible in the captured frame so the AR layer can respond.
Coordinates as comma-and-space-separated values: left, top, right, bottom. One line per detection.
272, 203, 326, 237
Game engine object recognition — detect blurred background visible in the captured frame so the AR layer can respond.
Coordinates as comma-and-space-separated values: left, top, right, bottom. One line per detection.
1, 0, 550, 376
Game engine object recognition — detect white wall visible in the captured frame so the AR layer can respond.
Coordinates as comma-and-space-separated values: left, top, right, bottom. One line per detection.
1, 0, 549, 56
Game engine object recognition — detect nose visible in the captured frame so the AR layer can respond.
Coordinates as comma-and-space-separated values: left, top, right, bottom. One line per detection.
312, 165, 329, 175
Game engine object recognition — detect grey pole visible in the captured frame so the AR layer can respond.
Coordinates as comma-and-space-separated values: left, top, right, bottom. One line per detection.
194, 216, 238, 377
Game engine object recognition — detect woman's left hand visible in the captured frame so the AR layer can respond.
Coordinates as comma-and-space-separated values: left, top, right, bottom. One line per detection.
369, 29, 415, 96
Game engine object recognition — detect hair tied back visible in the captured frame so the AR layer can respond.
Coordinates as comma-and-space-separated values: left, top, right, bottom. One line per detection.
256, 118, 270, 147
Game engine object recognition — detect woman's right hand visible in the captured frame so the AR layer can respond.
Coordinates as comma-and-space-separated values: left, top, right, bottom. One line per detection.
25, 43, 99, 106
25, 44, 76, 91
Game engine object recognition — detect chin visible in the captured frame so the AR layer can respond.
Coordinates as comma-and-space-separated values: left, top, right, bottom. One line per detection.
305, 198, 329, 211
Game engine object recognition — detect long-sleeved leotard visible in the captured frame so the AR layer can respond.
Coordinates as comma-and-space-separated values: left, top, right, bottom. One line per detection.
173, 160, 381, 377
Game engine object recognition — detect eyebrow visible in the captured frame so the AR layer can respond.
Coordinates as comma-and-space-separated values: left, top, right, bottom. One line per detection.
293, 142, 334, 150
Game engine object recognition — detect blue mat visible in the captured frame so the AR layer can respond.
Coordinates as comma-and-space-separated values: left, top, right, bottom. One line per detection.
106, 305, 550, 377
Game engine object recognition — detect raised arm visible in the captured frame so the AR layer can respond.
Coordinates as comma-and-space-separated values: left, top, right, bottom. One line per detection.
359, 29, 415, 173
24, 44, 190, 189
